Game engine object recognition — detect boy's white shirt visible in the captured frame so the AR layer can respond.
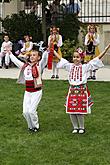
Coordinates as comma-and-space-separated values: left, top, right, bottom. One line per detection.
57, 57, 104, 85
9, 52, 48, 83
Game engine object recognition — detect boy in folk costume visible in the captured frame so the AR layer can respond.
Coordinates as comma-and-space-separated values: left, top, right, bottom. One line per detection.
18, 35, 33, 61
8, 46, 48, 132
0, 35, 12, 69
48, 26, 63, 79
84, 24, 100, 80
54, 44, 110, 134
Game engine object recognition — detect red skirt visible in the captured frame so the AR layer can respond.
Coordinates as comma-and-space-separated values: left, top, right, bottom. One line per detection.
66, 84, 93, 114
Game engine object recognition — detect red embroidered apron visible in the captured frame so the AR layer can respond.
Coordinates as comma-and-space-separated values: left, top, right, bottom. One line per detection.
66, 84, 93, 114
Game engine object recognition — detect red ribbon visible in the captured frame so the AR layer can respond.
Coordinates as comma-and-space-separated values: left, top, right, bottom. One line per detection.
47, 44, 54, 70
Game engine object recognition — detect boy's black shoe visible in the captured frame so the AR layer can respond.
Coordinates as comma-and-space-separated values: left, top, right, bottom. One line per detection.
28, 127, 39, 133
32, 127, 39, 132
28, 128, 33, 132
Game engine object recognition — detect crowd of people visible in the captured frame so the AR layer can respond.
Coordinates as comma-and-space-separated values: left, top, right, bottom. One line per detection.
1, 24, 110, 135
45, 0, 80, 25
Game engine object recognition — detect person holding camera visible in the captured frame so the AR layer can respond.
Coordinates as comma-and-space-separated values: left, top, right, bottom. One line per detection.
48, 26, 63, 79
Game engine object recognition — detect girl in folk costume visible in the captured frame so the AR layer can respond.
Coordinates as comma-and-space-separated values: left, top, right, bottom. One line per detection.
48, 26, 63, 79
8, 46, 48, 132
84, 24, 100, 80
18, 35, 33, 61
54, 44, 110, 134
0, 35, 12, 69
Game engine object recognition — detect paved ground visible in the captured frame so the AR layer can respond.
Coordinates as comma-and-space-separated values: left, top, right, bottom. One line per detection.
0, 65, 110, 81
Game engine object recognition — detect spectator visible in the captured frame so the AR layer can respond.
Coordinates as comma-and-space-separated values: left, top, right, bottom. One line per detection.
18, 35, 33, 62
50, 0, 66, 24
66, 0, 80, 15
84, 24, 100, 80
48, 26, 63, 79
0, 35, 12, 69
30, 2, 38, 14
12, 39, 24, 57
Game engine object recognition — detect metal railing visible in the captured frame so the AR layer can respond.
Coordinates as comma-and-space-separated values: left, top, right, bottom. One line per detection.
79, 0, 110, 23
30, 0, 110, 23
0, 0, 110, 24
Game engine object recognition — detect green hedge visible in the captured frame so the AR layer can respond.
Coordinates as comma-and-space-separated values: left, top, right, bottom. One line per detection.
1, 11, 43, 42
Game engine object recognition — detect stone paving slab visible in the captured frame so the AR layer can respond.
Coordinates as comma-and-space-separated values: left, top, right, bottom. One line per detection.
0, 66, 110, 81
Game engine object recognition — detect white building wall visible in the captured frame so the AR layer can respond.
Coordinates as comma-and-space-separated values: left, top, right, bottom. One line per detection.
99, 24, 110, 64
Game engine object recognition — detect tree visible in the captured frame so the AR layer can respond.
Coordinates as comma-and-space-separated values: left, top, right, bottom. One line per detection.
1, 11, 42, 42
56, 14, 81, 43
36, 0, 48, 42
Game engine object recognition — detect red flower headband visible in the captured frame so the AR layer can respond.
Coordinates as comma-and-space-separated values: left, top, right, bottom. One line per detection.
76, 48, 85, 58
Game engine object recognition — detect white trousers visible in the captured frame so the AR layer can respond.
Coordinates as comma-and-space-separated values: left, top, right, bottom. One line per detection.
70, 114, 84, 129
0, 52, 10, 66
52, 61, 59, 75
23, 90, 42, 129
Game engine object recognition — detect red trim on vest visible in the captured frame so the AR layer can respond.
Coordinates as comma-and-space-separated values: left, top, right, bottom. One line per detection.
32, 64, 39, 78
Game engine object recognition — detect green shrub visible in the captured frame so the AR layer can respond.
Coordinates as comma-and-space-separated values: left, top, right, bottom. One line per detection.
61, 39, 86, 61
56, 14, 81, 44
1, 11, 42, 42
61, 39, 75, 61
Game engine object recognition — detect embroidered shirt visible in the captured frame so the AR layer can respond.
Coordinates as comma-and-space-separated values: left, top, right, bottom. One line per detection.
57, 57, 104, 85
9, 52, 48, 90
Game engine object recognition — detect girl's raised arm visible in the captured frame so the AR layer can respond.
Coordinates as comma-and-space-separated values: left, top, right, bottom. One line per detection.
98, 43, 110, 59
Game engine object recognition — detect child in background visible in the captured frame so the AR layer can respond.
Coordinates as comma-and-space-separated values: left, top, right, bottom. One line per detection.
9, 46, 48, 133
0, 35, 12, 69
18, 35, 33, 61
84, 24, 100, 80
48, 26, 63, 79
54, 44, 110, 134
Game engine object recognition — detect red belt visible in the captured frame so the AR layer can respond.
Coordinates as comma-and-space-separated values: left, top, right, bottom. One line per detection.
26, 80, 42, 92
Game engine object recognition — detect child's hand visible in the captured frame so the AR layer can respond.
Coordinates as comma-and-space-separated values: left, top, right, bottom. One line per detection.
6, 47, 12, 54
108, 43, 110, 48
105, 43, 110, 51
98, 43, 110, 59
8, 50, 12, 55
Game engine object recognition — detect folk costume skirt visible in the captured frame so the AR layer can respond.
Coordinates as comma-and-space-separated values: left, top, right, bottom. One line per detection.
84, 45, 100, 63
66, 84, 93, 114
